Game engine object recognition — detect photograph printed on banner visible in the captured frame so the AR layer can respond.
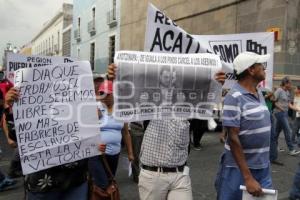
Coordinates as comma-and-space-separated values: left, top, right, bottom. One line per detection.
114, 51, 222, 121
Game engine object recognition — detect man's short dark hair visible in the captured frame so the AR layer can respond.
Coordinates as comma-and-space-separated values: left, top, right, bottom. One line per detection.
160, 65, 171, 76
281, 76, 290, 86
234, 68, 250, 80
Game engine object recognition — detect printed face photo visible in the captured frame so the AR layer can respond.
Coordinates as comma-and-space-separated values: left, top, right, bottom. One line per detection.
176, 91, 186, 103
159, 66, 173, 88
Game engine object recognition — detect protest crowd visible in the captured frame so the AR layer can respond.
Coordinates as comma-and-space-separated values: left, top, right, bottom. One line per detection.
0, 52, 300, 200
1, 2, 300, 200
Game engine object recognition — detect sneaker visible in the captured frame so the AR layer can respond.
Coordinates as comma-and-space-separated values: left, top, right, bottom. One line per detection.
194, 144, 202, 151
289, 149, 300, 156
0, 178, 17, 192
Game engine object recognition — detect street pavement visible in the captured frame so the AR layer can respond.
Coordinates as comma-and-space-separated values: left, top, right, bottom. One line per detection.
0, 131, 298, 200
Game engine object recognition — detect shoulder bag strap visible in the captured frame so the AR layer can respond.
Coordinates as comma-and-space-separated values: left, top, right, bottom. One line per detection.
101, 154, 115, 181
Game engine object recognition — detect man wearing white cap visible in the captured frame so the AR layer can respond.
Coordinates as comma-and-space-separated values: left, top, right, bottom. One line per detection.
215, 52, 273, 199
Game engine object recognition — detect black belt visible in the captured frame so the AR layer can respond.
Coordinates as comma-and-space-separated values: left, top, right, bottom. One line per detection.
142, 165, 184, 173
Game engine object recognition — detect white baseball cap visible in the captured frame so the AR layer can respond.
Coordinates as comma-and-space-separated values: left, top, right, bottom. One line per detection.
233, 51, 270, 75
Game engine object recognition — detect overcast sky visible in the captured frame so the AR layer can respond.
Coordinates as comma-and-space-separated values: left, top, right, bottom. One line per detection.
0, 0, 73, 65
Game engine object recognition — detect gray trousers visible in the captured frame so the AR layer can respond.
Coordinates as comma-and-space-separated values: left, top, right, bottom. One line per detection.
130, 124, 144, 183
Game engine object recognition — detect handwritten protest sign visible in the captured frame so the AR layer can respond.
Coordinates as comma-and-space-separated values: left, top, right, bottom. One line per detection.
13, 61, 101, 175
114, 51, 222, 121
6, 53, 75, 84
144, 3, 274, 89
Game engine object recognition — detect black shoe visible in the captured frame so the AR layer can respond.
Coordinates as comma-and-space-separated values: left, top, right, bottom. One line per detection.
0, 178, 17, 191
271, 160, 284, 166
194, 144, 202, 151
132, 175, 139, 184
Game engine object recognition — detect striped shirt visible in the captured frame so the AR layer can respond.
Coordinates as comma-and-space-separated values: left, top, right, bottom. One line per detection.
222, 83, 271, 169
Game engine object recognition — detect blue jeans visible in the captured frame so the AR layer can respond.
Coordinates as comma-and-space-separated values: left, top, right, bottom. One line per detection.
27, 181, 88, 200
88, 154, 119, 189
270, 114, 278, 161
290, 163, 300, 200
270, 111, 294, 161
216, 166, 272, 200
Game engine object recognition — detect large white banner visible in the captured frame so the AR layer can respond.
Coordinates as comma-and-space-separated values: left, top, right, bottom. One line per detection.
13, 61, 101, 174
114, 51, 222, 121
6, 53, 76, 84
144, 3, 274, 89
193, 33, 274, 89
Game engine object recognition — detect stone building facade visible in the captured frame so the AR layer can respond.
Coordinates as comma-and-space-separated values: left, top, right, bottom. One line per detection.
120, 0, 300, 85
71, 0, 120, 73
31, 3, 73, 57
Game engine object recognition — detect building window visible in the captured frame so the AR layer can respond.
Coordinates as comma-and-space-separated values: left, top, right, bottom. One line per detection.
52, 35, 54, 54
48, 37, 52, 54
43, 41, 46, 54
57, 31, 60, 54
45, 41, 47, 54
92, 7, 96, 21
88, 7, 96, 36
113, 0, 116, 20
77, 48, 80, 59
90, 43, 95, 70
109, 35, 115, 64
78, 17, 81, 32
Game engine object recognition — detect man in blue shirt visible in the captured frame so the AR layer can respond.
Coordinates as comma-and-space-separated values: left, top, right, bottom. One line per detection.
215, 52, 272, 199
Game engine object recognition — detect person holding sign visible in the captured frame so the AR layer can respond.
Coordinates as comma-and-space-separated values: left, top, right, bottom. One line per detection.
3, 87, 105, 200
0, 89, 17, 191
107, 63, 226, 200
270, 77, 300, 165
215, 52, 273, 199
88, 80, 134, 191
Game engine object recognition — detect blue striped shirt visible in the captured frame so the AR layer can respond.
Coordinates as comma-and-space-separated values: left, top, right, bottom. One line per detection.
222, 83, 271, 169
99, 104, 124, 155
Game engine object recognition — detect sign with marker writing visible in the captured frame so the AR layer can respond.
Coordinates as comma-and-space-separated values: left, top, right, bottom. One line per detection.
6, 53, 76, 84
13, 61, 101, 175
144, 3, 274, 89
